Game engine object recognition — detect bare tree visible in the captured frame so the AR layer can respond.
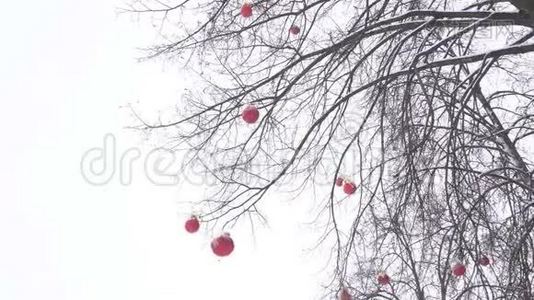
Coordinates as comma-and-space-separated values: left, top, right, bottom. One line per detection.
125, 0, 534, 298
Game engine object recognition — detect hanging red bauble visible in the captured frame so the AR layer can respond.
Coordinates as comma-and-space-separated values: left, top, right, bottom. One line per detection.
336, 177, 344, 187
241, 105, 259, 124
452, 263, 466, 277
211, 233, 235, 257
478, 255, 490, 266
241, 3, 253, 18
343, 182, 356, 195
339, 288, 351, 300
377, 272, 390, 285
289, 25, 300, 35
185, 216, 200, 233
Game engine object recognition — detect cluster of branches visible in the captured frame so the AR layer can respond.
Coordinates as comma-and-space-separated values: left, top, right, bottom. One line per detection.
126, 0, 534, 298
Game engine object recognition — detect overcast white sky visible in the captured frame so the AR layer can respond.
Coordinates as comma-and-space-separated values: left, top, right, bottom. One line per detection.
0, 1, 326, 299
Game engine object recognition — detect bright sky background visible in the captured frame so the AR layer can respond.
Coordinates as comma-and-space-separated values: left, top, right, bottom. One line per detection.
0, 0, 327, 299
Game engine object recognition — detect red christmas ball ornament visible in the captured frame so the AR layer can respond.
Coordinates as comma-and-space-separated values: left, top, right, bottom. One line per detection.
211, 233, 235, 257
241, 104, 259, 124
377, 272, 390, 285
343, 182, 356, 195
452, 263, 466, 277
185, 216, 200, 233
339, 288, 351, 300
336, 177, 344, 187
240, 3, 253, 18
289, 25, 300, 35
478, 255, 490, 266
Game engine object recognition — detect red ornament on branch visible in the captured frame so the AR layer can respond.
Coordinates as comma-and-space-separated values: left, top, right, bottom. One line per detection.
241, 104, 259, 124
336, 177, 344, 187
377, 272, 390, 285
185, 216, 200, 233
339, 288, 351, 300
343, 182, 356, 195
289, 25, 300, 35
478, 255, 490, 266
451, 263, 466, 277
211, 233, 235, 257
240, 3, 253, 18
